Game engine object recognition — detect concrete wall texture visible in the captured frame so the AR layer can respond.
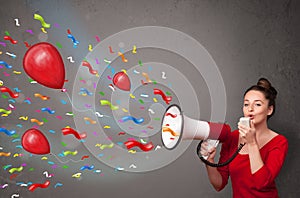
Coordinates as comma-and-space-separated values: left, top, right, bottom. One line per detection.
0, 0, 299, 197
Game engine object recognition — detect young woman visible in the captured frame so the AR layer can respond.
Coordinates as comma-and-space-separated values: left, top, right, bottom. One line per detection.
200, 78, 288, 197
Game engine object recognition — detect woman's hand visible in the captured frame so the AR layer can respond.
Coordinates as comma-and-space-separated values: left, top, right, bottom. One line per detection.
200, 140, 217, 162
238, 120, 257, 145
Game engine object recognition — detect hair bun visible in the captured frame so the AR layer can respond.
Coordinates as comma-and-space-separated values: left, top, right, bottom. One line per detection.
257, 77, 277, 98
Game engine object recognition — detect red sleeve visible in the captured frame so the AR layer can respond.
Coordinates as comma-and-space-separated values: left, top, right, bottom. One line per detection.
251, 135, 288, 190
217, 143, 230, 190
216, 132, 237, 190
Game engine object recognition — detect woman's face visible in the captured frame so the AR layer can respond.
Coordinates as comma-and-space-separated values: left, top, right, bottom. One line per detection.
243, 90, 273, 125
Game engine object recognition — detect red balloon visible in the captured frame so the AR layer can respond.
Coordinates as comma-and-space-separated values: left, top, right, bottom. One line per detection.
21, 128, 50, 155
23, 42, 65, 89
113, 71, 131, 91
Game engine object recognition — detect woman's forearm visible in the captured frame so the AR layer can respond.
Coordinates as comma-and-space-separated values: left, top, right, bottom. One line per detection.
248, 142, 264, 174
205, 162, 224, 191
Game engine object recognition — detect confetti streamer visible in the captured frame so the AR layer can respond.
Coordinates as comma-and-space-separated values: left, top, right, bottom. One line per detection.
119, 116, 144, 124
28, 180, 50, 192
62, 128, 87, 140
100, 100, 119, 110
33, 14, 51, 28
124, 140, 154, 152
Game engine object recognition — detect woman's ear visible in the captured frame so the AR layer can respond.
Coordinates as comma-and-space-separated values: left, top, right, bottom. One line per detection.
267, 105, 274, 116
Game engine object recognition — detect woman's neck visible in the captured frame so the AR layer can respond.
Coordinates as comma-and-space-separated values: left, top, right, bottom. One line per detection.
254, 121, 270, 139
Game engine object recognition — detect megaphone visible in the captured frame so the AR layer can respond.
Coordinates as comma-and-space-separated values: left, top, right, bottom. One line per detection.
161, 104, 231, 150
161, 104, 245, 167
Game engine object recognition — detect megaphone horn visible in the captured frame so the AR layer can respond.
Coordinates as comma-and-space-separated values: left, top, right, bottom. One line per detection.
161, 104, 231, 150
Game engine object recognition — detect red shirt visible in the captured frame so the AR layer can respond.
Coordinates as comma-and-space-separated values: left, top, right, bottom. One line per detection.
217, 130, 288, 198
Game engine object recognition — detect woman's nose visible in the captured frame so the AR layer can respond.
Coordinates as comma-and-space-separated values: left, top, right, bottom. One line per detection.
248, 104, 254, 112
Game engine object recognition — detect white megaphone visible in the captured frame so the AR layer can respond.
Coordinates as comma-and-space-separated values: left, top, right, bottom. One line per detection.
161, 104, 244, 167
161, 104, 231, 150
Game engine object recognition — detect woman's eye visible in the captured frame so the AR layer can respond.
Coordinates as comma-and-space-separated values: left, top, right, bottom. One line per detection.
255, 103, 262, 106
244, 104, 249, 107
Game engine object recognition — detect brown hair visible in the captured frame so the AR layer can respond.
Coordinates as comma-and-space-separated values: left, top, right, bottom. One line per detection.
244, 78, 278, 119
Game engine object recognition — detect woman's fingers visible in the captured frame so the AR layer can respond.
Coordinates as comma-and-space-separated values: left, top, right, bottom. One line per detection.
238, 122, 247, 130
200, 150, 208, 156
200, 145, 208, 156
207, 147, 216, 159
200, 141, 210, 156
209, 147, 216, 154
238, 122, 249, 138
239, 129, 246, 138
200, 140, 218, 159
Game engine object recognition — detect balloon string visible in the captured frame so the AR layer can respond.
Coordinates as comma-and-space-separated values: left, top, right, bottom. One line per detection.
61, 86, 153, 119
62, 91, 91, 113
50, 153, 82, 164
62, 91, 110, 118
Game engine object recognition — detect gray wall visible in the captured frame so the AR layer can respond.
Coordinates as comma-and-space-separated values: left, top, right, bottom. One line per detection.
0, 0, 299, 197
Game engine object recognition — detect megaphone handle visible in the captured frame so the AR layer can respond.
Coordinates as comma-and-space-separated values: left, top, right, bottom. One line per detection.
197, 140, 245, 167
202, 139, 219, 160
